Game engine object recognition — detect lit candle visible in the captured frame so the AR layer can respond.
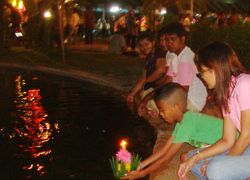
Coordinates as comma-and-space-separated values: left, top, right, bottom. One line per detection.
120, 139, 127, 150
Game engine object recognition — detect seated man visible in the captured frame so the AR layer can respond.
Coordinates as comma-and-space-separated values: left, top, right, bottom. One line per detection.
138, 22, 207, 131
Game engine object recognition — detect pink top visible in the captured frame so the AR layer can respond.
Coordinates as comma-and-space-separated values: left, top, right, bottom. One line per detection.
167, 62, 197, 86
166, 46, 197, 86
223, 74, 250, 131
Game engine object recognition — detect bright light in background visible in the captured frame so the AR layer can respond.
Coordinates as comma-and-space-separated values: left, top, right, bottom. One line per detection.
11, 0, 26, 12
43, 10, 52, 19
11, 0, 17, 7
18, 0, 24, 10
15, 32, 23, 37
160, 8, 167, 15
109, 5, 120, 13
64, 0, 74, 3
195, 13, 202, 18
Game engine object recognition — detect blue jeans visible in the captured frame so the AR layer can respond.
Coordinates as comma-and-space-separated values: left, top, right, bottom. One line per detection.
188, 145, 250, 180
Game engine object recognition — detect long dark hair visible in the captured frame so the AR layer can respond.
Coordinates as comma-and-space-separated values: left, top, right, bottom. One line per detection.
196, 41, 246, 112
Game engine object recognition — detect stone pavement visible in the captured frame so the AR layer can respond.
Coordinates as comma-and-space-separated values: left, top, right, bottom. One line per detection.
67, 41, 108, 53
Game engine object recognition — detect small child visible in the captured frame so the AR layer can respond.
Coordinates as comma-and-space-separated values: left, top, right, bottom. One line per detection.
122, 82, 223, 180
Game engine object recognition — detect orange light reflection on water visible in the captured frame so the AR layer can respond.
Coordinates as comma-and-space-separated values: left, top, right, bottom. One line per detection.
14, 75, 59, 177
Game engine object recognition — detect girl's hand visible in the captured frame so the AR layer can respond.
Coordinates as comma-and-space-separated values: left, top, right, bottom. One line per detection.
127, 93, 135, 111
178, 157, 197, 180
147, 109, 160, 120
201, 160, 208, 177
139, 90, 144, 98
127, 93, 134, 103
137, 103, 146, 117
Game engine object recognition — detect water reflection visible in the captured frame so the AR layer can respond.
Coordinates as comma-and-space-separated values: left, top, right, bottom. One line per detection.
14, 75, 59, 178
0, 69, 156, 179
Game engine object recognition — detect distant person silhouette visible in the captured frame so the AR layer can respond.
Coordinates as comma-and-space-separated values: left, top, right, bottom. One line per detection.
84, 5, 95, 44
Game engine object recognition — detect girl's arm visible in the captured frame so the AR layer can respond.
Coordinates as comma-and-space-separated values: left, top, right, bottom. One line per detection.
127, 71, 146, 102
144, 57, 166, 83
228, 109, 250, 155
137, 90, 155, 116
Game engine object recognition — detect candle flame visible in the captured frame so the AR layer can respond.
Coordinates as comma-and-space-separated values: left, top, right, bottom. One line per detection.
120, 139, 127, 150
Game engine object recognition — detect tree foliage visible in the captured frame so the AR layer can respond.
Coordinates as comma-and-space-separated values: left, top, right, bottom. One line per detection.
141, 0, 178, 30
23, 0, 38, 14
187, 21, 250, 69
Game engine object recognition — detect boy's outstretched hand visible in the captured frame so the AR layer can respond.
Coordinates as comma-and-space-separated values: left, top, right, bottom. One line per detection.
121, 170, 146, 180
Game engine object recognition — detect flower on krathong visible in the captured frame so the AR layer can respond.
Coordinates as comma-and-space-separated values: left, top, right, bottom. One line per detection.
110, 139, 141, 179
115, 149, 132, 164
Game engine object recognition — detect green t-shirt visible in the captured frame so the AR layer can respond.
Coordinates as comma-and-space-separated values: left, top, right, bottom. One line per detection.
172, 111, 223, 148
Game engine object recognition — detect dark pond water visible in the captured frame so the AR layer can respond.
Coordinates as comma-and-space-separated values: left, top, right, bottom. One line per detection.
0, 68, 156, 180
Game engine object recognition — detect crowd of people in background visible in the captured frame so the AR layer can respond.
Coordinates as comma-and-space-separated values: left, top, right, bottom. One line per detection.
108, 9, 250, 55
1, 0, 250, 51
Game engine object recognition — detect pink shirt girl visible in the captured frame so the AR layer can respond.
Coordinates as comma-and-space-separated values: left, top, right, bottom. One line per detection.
223, 74, 250, 131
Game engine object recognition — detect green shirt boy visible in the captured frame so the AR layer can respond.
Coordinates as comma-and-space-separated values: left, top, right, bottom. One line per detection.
172, 111, 223, 148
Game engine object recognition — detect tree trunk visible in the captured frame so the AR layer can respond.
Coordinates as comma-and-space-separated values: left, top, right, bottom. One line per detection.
0, 1, 4, 49
57, 0, 65, 63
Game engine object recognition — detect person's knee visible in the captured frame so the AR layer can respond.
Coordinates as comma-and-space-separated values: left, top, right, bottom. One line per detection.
206, 160, 224, 180
180, 152, 188, 163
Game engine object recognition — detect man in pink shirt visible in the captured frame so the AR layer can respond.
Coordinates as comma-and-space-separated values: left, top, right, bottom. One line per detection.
139, 23, 207, 116
163, 23, 207, 112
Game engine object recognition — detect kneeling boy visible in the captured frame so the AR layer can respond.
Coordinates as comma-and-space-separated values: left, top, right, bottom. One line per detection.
122, 83, 223, 180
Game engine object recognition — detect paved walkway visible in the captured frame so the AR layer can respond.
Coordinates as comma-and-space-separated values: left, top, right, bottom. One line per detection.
67, 41, 108, 53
